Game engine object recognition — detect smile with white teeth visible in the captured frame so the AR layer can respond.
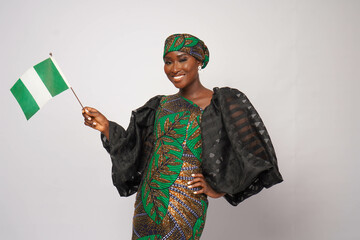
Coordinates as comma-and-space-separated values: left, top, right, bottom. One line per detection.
173, 75, 185, 80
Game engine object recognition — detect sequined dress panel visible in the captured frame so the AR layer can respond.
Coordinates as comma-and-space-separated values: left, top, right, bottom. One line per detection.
132, 94, 208, 240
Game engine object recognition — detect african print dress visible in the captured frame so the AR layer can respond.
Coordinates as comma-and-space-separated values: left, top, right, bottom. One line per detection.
132, 94, 208, 240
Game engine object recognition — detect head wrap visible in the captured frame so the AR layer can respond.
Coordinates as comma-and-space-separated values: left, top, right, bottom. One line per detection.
163, 33, 210, 69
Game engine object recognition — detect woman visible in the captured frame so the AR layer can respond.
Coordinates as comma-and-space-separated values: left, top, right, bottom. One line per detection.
82, 33, 283, 240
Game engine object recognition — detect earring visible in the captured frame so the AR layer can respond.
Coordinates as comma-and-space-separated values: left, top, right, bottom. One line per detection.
198, 66, 202, 71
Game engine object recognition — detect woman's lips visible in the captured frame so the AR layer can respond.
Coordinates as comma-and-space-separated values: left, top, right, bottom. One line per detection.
173, 75, 185, 81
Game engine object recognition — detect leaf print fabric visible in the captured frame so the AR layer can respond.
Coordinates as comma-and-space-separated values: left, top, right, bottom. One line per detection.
132, 94, 208, 240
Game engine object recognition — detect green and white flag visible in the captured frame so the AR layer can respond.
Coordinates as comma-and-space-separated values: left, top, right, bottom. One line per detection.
11, 57, 70, 120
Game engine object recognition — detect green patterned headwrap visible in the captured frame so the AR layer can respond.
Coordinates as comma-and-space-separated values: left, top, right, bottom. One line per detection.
163, 33, 210, 69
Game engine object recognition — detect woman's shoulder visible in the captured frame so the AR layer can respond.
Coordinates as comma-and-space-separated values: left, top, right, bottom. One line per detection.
135, 93, 181, 112
162, 93, 179, 100
212, 87, 248, 99
134, 95, 164, 113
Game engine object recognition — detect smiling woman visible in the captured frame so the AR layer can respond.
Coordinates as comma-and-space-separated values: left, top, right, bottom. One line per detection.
82, 33, 283, 240
163, 51, 213, 110
164, 51, 201, 90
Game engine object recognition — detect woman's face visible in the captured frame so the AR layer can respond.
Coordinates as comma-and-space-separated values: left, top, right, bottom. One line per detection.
164, 51, 201, 89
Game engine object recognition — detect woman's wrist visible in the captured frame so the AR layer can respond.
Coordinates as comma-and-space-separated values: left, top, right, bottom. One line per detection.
101, 121, 110, 140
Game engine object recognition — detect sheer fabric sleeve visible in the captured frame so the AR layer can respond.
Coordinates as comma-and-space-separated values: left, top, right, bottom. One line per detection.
201, 87, 282, 206
100, 95, 162, 197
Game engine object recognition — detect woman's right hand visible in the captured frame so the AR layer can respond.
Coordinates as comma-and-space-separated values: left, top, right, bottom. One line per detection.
82, 107, 109, 140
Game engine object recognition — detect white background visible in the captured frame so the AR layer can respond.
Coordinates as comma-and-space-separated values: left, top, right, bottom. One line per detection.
1, 0, 359, 239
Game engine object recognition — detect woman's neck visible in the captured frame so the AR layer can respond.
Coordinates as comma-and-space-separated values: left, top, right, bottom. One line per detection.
178, 80, 213, 109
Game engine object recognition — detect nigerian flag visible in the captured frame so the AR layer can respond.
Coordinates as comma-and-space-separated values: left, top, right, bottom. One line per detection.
10, 57, 70, 120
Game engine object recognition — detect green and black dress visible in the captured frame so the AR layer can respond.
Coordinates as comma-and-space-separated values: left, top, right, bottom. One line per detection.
101, 87, 283, 240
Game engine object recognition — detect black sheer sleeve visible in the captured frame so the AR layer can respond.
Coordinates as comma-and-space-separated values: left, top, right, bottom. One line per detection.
101, 95, 162, 197
201, 87, 283, 206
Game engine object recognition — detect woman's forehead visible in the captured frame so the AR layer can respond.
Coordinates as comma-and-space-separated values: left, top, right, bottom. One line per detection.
164, 51, 191, 59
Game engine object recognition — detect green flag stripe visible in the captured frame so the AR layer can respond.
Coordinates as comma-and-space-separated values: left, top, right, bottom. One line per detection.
33, 58, 69, 97
10, 79, 40, 120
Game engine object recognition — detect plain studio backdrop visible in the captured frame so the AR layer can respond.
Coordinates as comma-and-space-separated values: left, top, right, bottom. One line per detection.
1, 0, 359, 239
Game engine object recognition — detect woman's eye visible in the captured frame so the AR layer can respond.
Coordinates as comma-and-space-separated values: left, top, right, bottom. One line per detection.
179, 58, 188, 62
165, 61, 172, 65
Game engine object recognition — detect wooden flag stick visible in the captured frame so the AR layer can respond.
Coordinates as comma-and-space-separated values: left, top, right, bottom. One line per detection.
70, 87, 84, 109
49, 52, 84, 109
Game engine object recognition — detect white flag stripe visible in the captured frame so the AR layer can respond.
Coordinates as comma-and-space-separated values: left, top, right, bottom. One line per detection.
21, 67, 52, 108
50, 57, 71, 87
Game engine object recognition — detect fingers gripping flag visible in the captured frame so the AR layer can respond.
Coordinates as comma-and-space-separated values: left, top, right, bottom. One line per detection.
10, 57, 70, 120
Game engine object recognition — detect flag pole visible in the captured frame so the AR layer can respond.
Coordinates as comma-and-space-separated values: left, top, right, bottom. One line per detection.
49, 52, 84, 109
70, 87, 84, 109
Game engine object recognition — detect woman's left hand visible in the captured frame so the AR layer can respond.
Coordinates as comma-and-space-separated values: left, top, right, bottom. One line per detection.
188, 173, 225, 198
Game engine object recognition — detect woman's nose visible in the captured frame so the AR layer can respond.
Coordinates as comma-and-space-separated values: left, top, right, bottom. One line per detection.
172, 61, 180, 73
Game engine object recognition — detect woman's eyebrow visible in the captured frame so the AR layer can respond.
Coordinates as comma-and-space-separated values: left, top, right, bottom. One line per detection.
164, 53, 188, 61
177, 53, 188, 58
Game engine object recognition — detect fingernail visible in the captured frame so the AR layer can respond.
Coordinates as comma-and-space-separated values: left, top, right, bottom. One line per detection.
191, 174, 195, 177
85, 109, 89, 113
194, 191, 197, 194
88, 117, 91, 121
187, 181, 191, 185
188, 185, 192, 188
93, 122, 97, 126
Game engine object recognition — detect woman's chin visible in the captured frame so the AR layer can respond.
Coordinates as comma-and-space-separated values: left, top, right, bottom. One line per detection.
171, 82, 184, 89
